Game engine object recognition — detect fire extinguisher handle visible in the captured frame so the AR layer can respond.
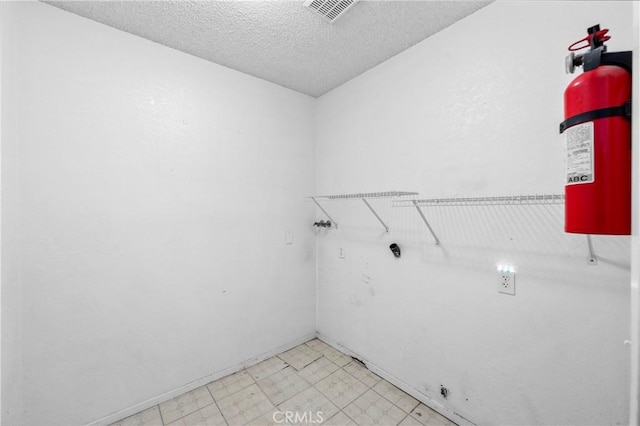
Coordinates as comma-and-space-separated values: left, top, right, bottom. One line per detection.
568, 36, 591, 52
568, 28, 610, 52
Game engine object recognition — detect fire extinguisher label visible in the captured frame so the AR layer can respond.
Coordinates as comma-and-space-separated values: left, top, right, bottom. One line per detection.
565, 121, 594, 185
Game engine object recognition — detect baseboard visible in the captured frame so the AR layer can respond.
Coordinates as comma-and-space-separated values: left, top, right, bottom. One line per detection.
315, 332, 475, 426
86, 332, 317, 426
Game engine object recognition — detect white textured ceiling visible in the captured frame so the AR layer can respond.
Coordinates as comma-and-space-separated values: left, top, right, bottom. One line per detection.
44, 0, 492, 97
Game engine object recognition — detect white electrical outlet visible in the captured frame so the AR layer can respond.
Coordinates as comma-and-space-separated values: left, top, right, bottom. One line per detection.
339, 247, 345, 259
497, 266, 516, 295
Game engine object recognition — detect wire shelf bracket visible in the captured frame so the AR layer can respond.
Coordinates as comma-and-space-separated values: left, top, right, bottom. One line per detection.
362, 198, 390, 232
412, 200, 440, 246
308, 191, 418, 233
310, 197, 339, 229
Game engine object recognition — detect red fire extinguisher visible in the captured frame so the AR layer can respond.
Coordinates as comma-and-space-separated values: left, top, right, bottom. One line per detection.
560, 24, 632, 235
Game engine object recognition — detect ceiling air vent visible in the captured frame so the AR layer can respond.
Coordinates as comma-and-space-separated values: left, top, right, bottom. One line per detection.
304, 0, 359, 23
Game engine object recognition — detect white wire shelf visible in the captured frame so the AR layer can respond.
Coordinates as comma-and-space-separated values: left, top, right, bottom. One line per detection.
391, 193, 596, 265
393, 194, 565, 207
308, 191, 418, 232
312, 191, 419, 200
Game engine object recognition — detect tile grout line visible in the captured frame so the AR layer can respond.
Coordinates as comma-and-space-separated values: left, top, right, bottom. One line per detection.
205, 358, 288, 426
309, 361, 368, 423
398, 412, 411, 425
257, 364, 303, 408
260, 350, 352, 424
321, 361, 421, 426
164, 388, 219, 426
165, 370, 257, 426
157, 404, 166, 426
225, 371, 264, 426
340, 360, 424, 422
343, 408, 362, 425
204, 380, 230, 426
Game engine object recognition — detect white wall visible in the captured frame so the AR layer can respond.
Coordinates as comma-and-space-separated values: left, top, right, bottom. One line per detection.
1, 2, 317, 425
316, 1, 633, 425
1, 2, 21, 424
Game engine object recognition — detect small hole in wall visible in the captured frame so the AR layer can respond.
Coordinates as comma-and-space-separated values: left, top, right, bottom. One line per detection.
440, 386, 450, 399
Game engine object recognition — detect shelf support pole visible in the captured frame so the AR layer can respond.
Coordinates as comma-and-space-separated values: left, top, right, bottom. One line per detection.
413, 200, 441, 246
311, 197, 338, 229
587, 235, 598, 265
361, 198, 389, 232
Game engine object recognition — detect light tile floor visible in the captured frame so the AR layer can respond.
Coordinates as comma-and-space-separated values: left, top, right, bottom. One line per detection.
111, 339, 456, 426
